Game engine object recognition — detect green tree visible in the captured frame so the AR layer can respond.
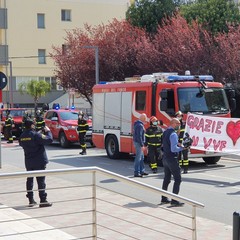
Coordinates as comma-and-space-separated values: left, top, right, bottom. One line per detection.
18, 80, 51, 114
126, 0, 178, 34
180, 0, 240, 34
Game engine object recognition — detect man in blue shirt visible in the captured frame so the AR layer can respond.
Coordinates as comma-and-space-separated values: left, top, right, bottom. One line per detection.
133, 113, 149, 177
160, 118, 186, 207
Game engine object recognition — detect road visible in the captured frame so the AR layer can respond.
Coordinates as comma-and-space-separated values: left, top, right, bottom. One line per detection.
1, 140, 240, 226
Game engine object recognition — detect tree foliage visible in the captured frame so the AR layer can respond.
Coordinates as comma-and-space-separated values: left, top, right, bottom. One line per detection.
51, 19, 148, 105
180, 0, 240, 34
18, 80, 51, 113
136, 15, 213, 75
126, 0, 178, 34
137, 14, 240, 83
210, 26, 240, 82
51, 16, 240, 107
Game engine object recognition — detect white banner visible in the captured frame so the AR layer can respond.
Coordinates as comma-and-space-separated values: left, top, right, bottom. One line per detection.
185, 113, 240, 154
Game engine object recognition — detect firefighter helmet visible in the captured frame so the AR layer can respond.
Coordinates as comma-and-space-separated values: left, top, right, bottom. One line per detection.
78, 111, 84, 116
6, 109, 10, 115
36, 110, 41, 116
175, 111, 183, 117
150, 116, 158, 123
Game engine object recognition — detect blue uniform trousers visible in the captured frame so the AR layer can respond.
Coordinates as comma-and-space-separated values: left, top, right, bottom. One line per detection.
161, 155, 182, 201
26, 165, 47, 201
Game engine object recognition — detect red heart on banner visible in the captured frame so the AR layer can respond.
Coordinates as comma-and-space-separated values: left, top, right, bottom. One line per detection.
226, 121, 240, 146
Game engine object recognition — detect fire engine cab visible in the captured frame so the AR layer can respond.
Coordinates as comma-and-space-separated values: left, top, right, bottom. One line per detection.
92, 73, 236, 164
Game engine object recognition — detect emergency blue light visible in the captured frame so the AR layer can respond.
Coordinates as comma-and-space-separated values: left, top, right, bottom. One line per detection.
53, 103, 60, 110
167, 75, 213, 82
71, 106, 75, 110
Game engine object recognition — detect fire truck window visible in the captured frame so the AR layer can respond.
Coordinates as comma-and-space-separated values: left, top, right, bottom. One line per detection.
136, 91, 146, 111
45, 111, 53, 120
166, 90, 175, 114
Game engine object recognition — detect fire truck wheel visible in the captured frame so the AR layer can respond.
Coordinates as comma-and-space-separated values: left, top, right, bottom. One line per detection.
105, 135, 120, 159
202, 156, 221, 164
59, 132, 69, 148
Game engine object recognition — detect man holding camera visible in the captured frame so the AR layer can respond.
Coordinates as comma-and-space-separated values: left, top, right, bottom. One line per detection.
160, 118, 189, 207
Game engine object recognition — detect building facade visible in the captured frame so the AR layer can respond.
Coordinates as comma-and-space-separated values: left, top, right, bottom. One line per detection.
0, 0, 130, 109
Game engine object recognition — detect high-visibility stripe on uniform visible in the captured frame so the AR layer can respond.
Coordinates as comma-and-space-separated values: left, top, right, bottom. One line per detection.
148, 143, 161, 146
145, 133, 162, 138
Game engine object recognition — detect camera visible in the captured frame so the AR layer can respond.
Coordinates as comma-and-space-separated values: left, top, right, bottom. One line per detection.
182, 133, 193, 148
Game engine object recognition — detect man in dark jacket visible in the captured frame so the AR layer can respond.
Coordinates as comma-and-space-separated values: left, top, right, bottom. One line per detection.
160, 118, 186, 207
35, 109, 45, 132
145, 116, 163, 173
19, 119, 53, 207
77, 111, 89, 155
5, 109, 14, 143
175, 111, 189, 173
22, 110, 31, 131
133, 113, 148, 177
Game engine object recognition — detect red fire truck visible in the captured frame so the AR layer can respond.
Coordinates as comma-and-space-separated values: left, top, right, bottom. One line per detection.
92, 73, 236, 164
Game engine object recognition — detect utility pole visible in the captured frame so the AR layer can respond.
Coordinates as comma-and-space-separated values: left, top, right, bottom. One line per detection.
0, 0, 8, 168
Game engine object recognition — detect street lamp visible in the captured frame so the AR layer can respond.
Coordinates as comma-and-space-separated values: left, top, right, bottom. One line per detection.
81, 46, 99, 84
8, 61, 13, 108
62, 44, 99, 84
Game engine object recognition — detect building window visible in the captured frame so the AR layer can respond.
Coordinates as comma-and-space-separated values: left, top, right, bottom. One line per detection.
38, 49, 46, 64
37, 13, 45, 28
62, 44, 70, 55
61, 9, 71, 21
51, 77, 57, 90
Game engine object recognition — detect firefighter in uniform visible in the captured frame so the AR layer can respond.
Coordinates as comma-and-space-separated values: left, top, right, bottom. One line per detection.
145, 116, 163, 173
77, 111, 89, 155
5, 109, 14, 143
22, 110, 31, 131
175, 111, 189, 174
35, 110, 45, 132
19, 119, 53, 207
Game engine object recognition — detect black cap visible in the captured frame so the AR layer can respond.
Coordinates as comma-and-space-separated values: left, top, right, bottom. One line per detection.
25, 119, 34, 128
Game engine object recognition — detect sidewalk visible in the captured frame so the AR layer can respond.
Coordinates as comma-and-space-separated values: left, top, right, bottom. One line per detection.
0, 163, 233, 239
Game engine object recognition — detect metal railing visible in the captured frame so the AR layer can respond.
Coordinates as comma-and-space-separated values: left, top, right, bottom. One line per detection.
0, 167, 204, 239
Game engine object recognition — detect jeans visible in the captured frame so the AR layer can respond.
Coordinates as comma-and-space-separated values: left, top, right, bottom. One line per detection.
133, 142, 145, 175
161, 155, 182, 202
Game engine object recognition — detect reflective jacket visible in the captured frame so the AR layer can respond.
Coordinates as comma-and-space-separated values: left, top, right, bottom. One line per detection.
145, 125, 163, 147
35, 116, 45, 131
77, 119, 89, 133
178, 120, 185, 144
5, 116, 14, 130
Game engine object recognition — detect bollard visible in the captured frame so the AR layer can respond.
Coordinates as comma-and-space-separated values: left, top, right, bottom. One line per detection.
233, 212, 240, 240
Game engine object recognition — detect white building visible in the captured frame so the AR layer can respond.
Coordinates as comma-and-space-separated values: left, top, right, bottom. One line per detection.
0, 0, 131, 109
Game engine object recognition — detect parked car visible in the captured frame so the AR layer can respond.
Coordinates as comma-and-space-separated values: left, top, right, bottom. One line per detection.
0, 108, 27, 139
44, 109, 93, 148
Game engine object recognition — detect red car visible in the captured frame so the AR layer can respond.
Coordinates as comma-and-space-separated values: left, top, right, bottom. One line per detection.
44, 109, 92, 148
